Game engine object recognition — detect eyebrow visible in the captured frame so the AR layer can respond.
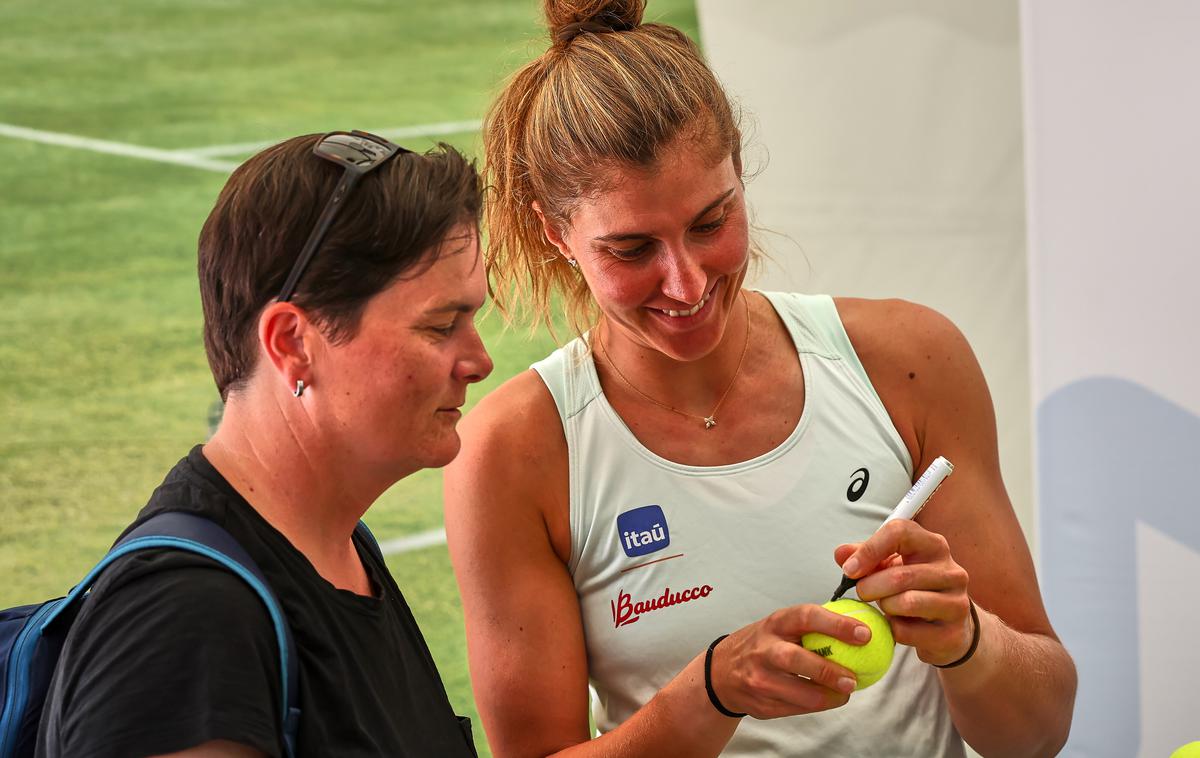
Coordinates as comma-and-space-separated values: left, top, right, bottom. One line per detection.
592, 188, 736, 242
424, 300, 482, 316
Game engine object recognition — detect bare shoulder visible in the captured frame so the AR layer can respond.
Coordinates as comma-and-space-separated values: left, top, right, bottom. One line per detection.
834, 297, 973, 372
455, 367, 565, 468
445, 366, 571, 561
833, 297, 988, 464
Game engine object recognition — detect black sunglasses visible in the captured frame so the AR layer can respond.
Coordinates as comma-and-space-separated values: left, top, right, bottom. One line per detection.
276, 130, 411, 302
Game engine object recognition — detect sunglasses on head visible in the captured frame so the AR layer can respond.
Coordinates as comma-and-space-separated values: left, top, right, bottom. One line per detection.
276, 130, 411, 302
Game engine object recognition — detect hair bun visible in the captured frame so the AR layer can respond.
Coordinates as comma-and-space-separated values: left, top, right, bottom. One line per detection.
545, 0, 644, 45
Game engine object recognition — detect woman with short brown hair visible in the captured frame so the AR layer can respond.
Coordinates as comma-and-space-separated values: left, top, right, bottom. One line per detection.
39, 132, 491, 757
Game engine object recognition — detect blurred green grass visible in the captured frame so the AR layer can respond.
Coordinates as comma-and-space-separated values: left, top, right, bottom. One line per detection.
1, 1, 700, 754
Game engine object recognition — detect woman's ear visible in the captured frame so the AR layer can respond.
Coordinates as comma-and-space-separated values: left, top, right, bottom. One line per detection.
258, 301, 314, 395
531, 201, 572, 261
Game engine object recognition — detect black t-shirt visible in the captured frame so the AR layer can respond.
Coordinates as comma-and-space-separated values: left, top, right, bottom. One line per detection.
37, 446, 477, 758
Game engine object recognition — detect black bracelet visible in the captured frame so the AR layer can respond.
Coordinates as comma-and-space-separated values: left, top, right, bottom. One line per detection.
704, 635, 747, 718
935, 599, 981, 669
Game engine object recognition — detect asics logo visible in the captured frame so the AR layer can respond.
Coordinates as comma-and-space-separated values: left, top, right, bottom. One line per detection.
847, 467, 870, 502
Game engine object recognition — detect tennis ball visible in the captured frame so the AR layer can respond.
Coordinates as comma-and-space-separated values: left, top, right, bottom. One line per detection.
1171, 742, 1200, 758
800, 598, 894, 690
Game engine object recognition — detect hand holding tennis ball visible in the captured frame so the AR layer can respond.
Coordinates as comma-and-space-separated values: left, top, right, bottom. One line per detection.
800, 599, 894, 689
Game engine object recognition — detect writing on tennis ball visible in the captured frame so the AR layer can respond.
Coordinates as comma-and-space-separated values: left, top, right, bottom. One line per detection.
800, 598, 894, 690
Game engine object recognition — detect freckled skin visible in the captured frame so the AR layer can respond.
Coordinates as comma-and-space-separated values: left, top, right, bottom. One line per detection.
311, 226, 493, 481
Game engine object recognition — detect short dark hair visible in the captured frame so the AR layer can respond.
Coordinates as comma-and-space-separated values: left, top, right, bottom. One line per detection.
198, 135, 481, 400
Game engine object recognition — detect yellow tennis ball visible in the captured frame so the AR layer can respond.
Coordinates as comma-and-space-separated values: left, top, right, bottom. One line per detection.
1171, 742, 1200, 758
800, 598, 895, 690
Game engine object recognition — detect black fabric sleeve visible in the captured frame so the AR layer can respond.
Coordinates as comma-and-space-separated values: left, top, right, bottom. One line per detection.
38, 551, 283, 758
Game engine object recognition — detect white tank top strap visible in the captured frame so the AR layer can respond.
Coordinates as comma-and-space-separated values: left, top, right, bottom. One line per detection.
531, 332, 601, 422
760, 291, 912, 476
760, 291, 875, 392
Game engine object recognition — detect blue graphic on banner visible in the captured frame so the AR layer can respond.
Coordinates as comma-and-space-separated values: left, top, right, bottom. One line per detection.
1039, 377, 1200, 757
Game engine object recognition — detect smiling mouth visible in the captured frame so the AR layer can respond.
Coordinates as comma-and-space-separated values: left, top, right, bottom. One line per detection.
658, 282, 717, 318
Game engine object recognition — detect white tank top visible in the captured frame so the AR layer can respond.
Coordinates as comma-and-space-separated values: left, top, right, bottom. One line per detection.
531, 292, 964, 757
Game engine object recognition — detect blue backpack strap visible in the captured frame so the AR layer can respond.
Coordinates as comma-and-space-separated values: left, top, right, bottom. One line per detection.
39, 512, 300, 758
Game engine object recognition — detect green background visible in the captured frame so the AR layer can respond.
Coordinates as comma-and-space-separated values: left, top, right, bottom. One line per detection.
1, 2, 700, 755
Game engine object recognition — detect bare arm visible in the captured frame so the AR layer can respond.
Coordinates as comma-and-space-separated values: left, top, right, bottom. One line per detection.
839, 298, 1077, 757
444, 371, 869, 757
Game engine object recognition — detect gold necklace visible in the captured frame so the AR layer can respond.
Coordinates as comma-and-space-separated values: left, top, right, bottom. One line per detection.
596, 292, 751, 430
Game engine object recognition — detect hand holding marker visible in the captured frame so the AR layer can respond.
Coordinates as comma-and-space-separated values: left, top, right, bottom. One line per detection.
799, 457, 956, 691
830, 456, 955, 602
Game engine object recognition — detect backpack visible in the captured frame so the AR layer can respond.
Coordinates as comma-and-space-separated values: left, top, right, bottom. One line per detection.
0, 511, 382, 758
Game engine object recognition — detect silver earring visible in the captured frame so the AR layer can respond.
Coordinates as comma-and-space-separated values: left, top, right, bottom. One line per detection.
566, 257, 578, 269
293, 379, 305, 398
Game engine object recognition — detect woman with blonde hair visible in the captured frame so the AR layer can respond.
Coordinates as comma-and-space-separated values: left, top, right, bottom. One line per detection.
444, 2, 1077, 755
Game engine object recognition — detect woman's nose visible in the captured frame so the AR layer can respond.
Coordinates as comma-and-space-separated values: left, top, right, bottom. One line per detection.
457, 327, 494, 384
658, 245, 708, 306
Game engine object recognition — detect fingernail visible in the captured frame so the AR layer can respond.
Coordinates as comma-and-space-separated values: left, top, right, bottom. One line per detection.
854, 625, 871, 643
843, 557, 860, 576
838, 677, 856, 693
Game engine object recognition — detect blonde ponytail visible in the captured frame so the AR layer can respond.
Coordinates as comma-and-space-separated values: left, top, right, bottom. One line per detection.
483, 0, 742, 336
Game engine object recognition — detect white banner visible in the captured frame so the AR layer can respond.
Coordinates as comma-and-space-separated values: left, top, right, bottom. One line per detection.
1023, 0, 1200, 755
702, 0, 1200, 754
697, 0, 1034, 538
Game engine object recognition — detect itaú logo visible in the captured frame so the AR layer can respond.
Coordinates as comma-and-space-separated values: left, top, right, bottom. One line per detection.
616, 504, 671, 558
610, 584, 714, 628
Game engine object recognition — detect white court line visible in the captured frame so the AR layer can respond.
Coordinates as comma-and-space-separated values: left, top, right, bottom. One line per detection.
2, 121, 463, 556
378, 528, 447, 556
0, 118, 482, 173
0, 122, 236, 173
184, 119, 484, 158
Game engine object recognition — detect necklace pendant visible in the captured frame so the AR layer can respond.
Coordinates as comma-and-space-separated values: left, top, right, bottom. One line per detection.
704, 416, 717, 430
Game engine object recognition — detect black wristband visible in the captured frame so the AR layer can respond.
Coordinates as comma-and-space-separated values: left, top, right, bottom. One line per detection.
935, 599, 981, 669
704, 634, 747, 718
